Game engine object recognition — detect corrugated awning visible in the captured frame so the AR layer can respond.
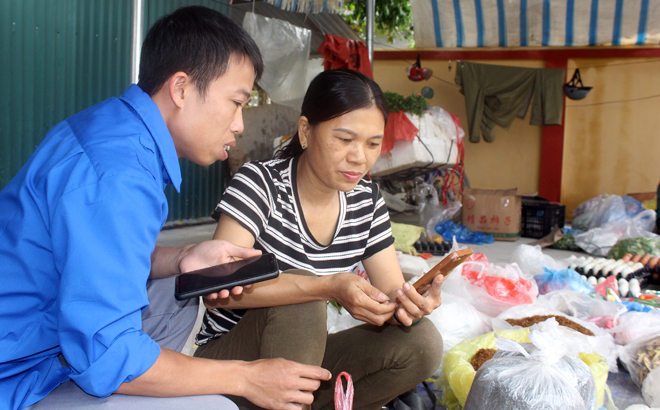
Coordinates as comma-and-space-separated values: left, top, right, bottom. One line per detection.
231, 0, 360, 58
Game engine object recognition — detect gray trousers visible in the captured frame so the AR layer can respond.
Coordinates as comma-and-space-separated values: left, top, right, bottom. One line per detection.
28, 276, 237, 410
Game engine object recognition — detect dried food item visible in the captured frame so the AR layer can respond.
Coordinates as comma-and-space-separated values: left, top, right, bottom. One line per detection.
505, 315, 594, 336
634, 336, 660, 387
471, 348, 497, 371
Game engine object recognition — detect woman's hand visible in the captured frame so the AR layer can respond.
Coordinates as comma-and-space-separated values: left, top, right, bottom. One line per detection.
330, 272, 397, 326
392, 273, 445, 326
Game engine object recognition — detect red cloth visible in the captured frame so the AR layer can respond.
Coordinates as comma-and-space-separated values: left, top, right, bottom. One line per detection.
381, 110, 419, 154
317, 34, 373, 78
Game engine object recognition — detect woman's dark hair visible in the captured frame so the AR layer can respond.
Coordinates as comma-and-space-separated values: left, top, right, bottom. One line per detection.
138, 6, 263, 98
276, 69, 388, 159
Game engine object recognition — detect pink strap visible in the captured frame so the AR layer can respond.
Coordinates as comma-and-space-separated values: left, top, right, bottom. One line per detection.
334, 372, 354, 410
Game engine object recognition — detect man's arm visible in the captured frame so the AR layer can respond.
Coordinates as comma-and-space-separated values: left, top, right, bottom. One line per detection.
116, 349, 331, 410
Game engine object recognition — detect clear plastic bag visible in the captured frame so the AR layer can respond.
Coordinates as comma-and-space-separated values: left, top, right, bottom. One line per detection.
464, 322, 598, 410
437, 324, 608, 410
572, 194, 644, 232
242, 12, 311, 111
619, 334, 660, 388
509, 244, 564, 276
608, 310, 660, 346
441, 254, 538, 317
534, 267, 596, 295
493, 300, 619, 373
425, 291, 492, 377
425, 201, 462, 240
575, 209, 658, 256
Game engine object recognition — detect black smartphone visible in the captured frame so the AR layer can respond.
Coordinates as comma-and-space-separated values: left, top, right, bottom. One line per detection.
174, 253, 279, 300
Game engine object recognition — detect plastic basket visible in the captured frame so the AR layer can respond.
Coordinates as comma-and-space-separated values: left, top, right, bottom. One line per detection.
521, 197, 566, 239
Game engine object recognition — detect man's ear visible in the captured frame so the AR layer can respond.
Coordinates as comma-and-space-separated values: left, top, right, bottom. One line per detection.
298, 116, 311, 147
168, 72, 190, 109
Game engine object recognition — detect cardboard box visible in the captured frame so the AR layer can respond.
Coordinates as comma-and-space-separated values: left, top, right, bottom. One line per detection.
462, 188, 521, 241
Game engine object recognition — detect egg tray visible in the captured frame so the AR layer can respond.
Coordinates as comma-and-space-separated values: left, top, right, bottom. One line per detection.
413, 240, 453, 255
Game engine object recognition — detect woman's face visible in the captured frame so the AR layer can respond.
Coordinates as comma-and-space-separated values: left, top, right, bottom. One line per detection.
300, 105, 385, 192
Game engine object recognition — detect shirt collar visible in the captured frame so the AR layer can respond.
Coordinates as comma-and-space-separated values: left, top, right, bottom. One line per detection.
119, 84, 182, 192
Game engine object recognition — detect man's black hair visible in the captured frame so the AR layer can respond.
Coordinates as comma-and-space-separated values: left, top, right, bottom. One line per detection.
137, 6, 263, 98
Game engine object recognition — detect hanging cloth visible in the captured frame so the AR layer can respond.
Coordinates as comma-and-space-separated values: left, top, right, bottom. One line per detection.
317, 34, 373, 78
454, 62, 565, 143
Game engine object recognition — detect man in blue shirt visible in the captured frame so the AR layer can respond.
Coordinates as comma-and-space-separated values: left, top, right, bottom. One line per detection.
0, 6, 330, 410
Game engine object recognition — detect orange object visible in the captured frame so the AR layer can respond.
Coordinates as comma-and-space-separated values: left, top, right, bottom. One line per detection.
417, 252, 433, 260
641, 254, 652, 265
623, 253, 633, 262
649, 256, 659, 269
632, 254, 643, 263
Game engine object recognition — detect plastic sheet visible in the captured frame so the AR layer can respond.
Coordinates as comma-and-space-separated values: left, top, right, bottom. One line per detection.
608, 310, 660, 346
435, 221, 495, 245
534, 267, 596, 295
242, 12, 311, 111
509, 244, 564, 276
464, 324, 598, 410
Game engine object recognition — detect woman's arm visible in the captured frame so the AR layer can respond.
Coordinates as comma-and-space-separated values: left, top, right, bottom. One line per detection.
206, 214, 396, 324
362, 244, 445, 326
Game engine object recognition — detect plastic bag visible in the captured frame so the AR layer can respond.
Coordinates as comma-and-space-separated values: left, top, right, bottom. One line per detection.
435, 221, 495, 245
642, 366, 660, 407
428, 106, 465, 143
608, 236, 660, 259
608, 310, 660, 346
425, 202, 462, 240
326, 302, 364, 334
425, 292, 492, 377
437, 325, 608, 410
575, 209, 658, 256
334, 372, 353, 410
494, 291, 621, 372
509, 244, 564, 276
416, 180, 443, 238
619, 334, 660, 388
242, 13, 311, 111
534, 267, 596, 295
572, 194, 644, 231
441, 254, 538, 317
464, 321, 598, 410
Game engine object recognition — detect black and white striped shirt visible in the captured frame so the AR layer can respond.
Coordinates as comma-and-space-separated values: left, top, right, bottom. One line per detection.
196, 157, 394, 345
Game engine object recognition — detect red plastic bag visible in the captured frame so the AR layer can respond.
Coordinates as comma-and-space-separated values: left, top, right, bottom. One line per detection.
459, 253, 537, 304
334, 372, 354, 410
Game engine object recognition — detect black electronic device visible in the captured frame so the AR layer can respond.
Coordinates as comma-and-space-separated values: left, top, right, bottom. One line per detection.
175, 253, 279, 300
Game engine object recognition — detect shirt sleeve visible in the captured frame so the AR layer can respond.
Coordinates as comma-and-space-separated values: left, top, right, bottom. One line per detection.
213, 162, 274, 240
51, 169, 163, 397
363, 183, 395, 260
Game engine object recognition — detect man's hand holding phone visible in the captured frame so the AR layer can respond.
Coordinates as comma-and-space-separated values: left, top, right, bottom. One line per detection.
178, 239, 262, 299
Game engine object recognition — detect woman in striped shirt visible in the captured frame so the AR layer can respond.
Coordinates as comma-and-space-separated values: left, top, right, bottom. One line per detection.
195, 69, 444, 410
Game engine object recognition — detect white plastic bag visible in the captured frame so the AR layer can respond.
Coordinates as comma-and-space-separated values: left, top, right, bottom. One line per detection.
424, 201, 462, 240
572, 194, 645, 231
642, 366, 660, 407
494, 300, 619, 372
608, 311, 660, 346
509, 244, 565, 276
464, 319, 598, 410
426, 292, 491, 377
242, 13, 311, 111
575, 209, 658, 256
326, 303, 363, 334
427, 106, 465, 143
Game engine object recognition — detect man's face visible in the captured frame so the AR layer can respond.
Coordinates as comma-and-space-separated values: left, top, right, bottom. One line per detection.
172, 56, 255, 166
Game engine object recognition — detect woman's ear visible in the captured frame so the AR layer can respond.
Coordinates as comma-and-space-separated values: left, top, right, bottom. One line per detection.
298, 116, 311, 148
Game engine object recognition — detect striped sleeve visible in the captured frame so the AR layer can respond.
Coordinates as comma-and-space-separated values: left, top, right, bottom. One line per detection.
363, 183, 394, 260
212, 162, 274, 240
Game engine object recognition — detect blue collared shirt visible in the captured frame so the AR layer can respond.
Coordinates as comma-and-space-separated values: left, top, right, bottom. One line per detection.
0, 85, 182, 410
